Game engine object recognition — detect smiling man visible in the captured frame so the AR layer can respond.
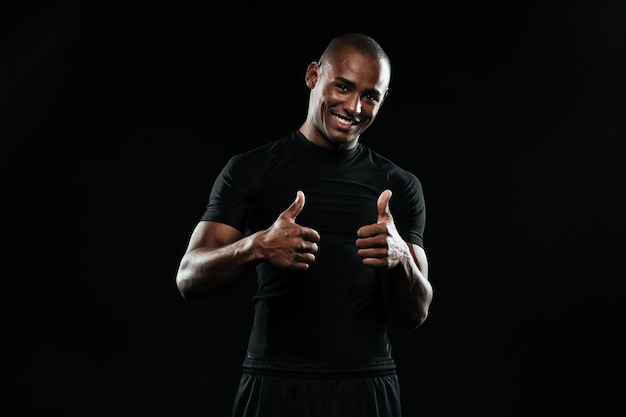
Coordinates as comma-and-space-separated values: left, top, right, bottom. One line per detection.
175, 33, 433, 417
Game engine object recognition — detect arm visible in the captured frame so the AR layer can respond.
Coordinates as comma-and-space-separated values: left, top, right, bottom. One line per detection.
176, 191, 320, 300
356, 189, 433, 329
175, 221, 252, 299
387, 241, 432, 329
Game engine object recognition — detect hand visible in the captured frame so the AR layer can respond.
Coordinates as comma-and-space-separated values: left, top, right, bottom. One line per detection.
356, 189, 409, 269
259, 190, 320, 270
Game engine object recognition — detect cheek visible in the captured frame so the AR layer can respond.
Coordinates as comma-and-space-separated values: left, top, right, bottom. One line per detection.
361, 105, 378, 121
320, 85, 343, 105
313, 88, 332, 108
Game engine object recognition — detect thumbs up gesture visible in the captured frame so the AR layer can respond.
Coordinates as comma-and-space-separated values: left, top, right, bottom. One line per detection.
356, 189, 408, 269
258, 190, 320, 270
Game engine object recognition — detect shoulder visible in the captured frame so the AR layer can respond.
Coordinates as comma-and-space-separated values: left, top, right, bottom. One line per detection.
363, 146, 422, 188
220, 134, 292, 176
227, 133, 294, 166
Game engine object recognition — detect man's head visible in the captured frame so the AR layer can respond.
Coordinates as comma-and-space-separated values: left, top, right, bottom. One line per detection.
299, 33, 391, 150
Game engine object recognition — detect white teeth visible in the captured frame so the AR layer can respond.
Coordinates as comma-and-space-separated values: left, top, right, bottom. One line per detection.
335, 115, 354, 125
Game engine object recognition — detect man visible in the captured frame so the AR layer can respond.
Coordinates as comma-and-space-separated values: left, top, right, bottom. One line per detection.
176, 33, 433, 417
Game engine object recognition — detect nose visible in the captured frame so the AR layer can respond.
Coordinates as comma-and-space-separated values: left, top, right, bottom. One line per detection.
344, 92, 362, 116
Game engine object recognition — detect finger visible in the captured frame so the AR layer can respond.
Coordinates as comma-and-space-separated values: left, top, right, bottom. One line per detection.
297, 251, 317, 263
357, 246, 386, 257
357, 247, 389, 269
291, 262, 312, 271
355, 234, 386, 248
302, 226, 321, 243
377, 189, 392, 223
282, 190, 305, 222
299, 241, 319, 254
292, 253, 316, 270
356, 223, 386, 239
361, 257, 389, 269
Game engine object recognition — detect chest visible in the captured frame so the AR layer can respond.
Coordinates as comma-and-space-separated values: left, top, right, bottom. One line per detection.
252, 156, 389, 236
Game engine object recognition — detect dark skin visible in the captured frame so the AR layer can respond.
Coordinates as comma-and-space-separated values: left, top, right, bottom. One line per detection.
176, 45, 433, 330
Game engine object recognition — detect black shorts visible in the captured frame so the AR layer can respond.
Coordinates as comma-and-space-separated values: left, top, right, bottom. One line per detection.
231, 354, 402, 417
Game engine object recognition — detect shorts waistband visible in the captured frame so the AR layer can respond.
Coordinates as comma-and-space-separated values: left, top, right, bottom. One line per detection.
242, 354, 397, 378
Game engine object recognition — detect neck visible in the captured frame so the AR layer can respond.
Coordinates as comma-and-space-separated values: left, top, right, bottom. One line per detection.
298, 124, 359, 151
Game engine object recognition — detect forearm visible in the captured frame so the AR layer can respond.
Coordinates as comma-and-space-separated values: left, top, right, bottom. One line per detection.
176, 233, 261, 300
387, 244, 433, 329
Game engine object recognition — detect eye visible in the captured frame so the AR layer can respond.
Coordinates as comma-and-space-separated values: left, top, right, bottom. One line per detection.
364, 93, 379, 102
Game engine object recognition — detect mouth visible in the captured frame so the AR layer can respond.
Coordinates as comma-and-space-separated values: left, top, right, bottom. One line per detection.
333, 114, 358, 126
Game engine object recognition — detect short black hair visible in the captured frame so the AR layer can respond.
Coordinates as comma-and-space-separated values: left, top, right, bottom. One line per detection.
319, 33, 391, 68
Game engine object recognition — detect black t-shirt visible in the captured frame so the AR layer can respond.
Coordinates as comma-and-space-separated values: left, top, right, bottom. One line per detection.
201, 131, 426, 362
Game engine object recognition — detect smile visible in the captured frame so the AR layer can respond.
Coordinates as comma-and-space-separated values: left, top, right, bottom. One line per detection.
334, 114, 356, 126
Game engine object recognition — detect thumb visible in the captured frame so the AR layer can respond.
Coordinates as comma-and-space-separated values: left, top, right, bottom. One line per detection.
282, 190, 305, 222
377, 189, 392, 223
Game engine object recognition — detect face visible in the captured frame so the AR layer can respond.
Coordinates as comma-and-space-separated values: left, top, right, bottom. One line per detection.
302, 46, 390, 150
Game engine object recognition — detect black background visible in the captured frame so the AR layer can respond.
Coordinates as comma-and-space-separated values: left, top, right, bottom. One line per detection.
3, 1, 625, 416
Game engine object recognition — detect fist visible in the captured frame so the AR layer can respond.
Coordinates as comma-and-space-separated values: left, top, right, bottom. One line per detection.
260, 191, 321, 270
356, 189, 407, 269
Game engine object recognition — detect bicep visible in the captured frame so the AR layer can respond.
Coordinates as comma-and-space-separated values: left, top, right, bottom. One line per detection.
186, 221, 243, 252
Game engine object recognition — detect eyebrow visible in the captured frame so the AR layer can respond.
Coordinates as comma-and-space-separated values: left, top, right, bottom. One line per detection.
335, 77, 383, 99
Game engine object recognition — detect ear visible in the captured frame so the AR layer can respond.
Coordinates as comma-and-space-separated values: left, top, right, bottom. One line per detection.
380, 88, 390, 107
304, 61, 319, 88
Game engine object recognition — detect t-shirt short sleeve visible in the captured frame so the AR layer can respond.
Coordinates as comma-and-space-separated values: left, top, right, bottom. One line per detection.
389, 169, 426, 248
200, 152, 261, 233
